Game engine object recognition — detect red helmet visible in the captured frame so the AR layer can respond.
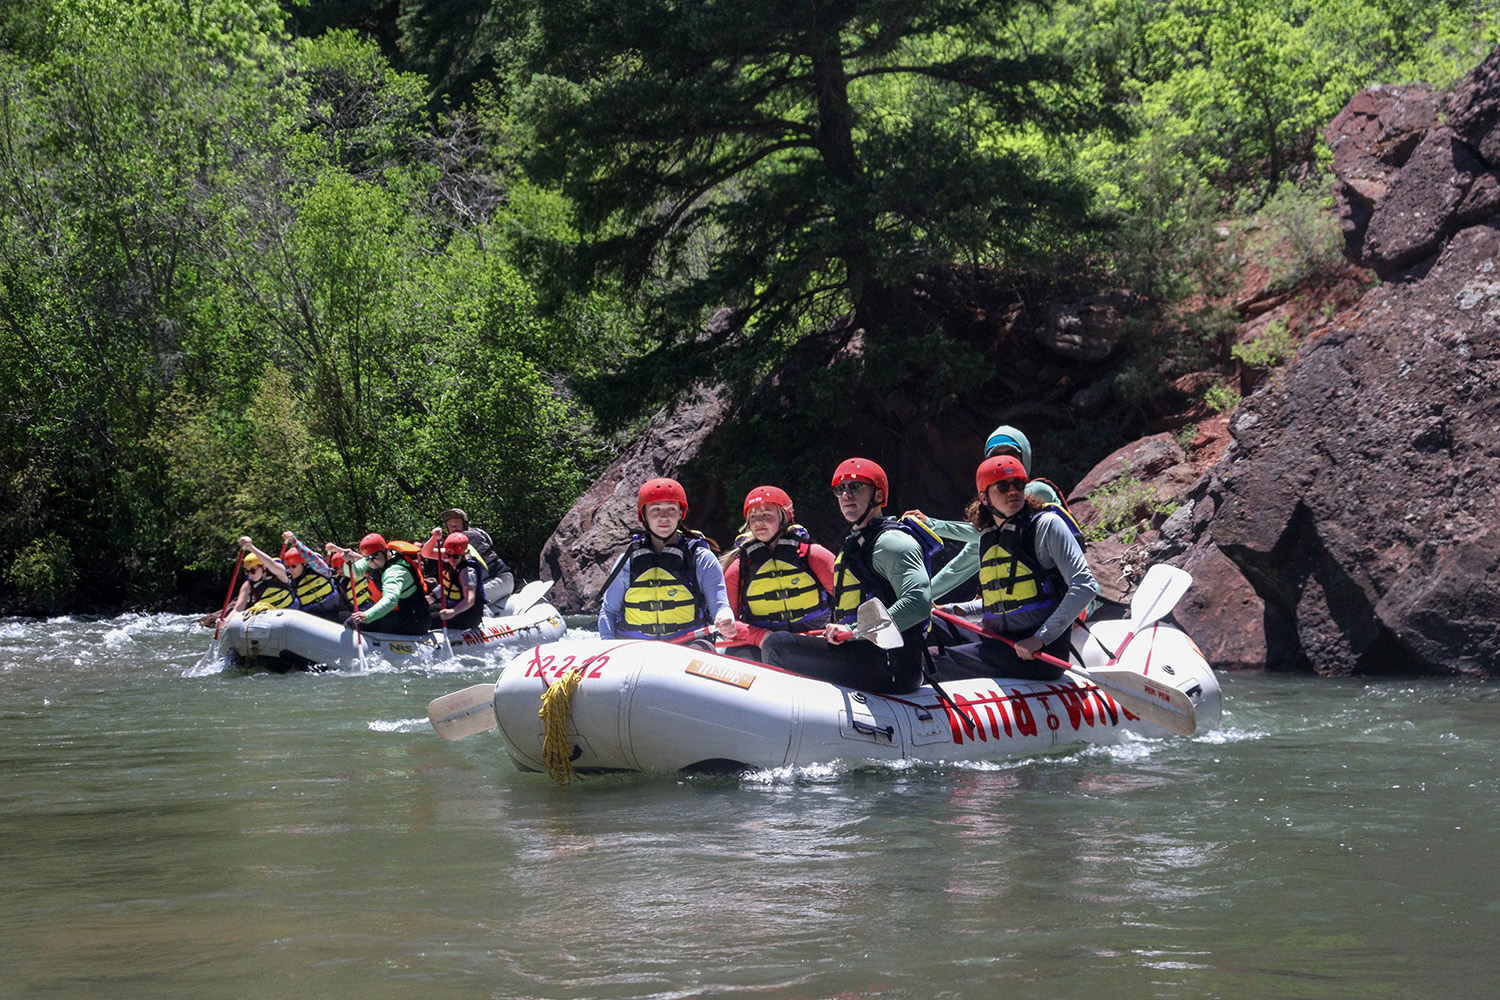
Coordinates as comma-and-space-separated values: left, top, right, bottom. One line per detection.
329, 550, 346, 569
443, 532, 469, 556
359, 532, 388, 556
976, 454, 1028, 494
281, 548, 305, 566
831, 458, 888, 501
637, 477, 688, 521
742, 485, 793, 521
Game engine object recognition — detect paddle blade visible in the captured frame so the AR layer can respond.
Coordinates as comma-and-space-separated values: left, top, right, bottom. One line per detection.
855, 598, 903, 650
428, 683, 498, 740
510, 579, 554, 613
1128, 564, 1194, 632
1080, 665, 1197, 736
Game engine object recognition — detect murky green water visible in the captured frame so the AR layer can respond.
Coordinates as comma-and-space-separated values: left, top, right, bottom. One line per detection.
3, 614, 1498, 1000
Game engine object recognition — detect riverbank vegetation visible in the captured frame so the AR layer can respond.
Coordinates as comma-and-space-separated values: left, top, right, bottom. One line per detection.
1, 0, 1494, 613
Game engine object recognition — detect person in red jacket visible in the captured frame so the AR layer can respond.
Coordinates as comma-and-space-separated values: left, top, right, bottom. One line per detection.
720, 485, 836, 661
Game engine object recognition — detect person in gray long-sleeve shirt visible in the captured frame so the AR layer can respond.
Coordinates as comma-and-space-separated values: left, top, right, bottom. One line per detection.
930, 454, 1099, 682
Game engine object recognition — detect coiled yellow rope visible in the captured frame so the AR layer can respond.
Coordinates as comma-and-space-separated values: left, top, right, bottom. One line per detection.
539, 666, 583, 784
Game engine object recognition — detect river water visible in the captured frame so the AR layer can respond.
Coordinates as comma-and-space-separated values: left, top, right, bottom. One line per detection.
3, 613, 1497, 1000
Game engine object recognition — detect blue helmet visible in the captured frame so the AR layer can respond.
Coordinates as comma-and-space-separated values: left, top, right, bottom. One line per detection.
984, 424, 1033, 473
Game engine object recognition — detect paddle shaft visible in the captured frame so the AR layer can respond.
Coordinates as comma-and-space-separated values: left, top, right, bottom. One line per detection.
669, 625, 719, 645
347, 560, 369, 665
1107, 564, 1193, 666
931, 607, 1195, 736
435, 550, 455, 656
931, 607, 1072, 670
213, 550, 245, 640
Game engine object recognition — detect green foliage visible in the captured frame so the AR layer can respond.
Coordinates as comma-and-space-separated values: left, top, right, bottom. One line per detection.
1203, 379, 1243, 413
1232, 316, 1296, 369
1083, 467, 1179, 545
1081, 0, 1499, 198
1173, 421, 1200, 455
0, 2, 611, 611
2, 534, 77, 614
1240, 172, 1346, 290
512, 0, 1112, 426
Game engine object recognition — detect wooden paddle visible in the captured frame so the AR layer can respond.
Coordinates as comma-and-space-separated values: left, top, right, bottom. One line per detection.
930, 606, 1197, 736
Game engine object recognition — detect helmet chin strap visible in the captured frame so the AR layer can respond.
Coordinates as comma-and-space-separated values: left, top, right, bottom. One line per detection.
849, 489, 881, 528
986, 497, 1023, 526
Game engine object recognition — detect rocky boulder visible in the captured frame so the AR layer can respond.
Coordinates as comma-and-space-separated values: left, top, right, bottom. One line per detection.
538, 385, 729, 614
1063, 416, 1269, 671
1327, 51, 1500, 278
1205, 214, 1500, 674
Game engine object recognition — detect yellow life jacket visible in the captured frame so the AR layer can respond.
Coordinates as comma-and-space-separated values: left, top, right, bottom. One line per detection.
977, 506, 1076, 628
617, 531, 710, 640
290, 566, 337, 610
735, 524, 830, 631
437, 555, 484, 604
249, 573, 294, 610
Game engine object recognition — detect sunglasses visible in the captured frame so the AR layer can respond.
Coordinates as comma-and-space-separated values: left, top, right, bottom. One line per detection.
831, 482, 867, 497
989, 478, 1027, 495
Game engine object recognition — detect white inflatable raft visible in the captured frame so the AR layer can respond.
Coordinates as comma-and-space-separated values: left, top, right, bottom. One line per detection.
479, 613, 1221, 773
213, 588, 566, 671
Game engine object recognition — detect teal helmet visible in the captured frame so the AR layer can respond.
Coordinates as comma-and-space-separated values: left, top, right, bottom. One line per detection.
984, 424, 1033, 473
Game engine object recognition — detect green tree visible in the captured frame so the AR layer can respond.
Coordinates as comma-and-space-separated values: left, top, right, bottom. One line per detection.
512, 0, 1109, 423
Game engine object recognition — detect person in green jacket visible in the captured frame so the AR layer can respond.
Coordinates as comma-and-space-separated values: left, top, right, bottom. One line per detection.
912, 424, 1063, 601
759, 458, 929, 694
337, 533, 431, 636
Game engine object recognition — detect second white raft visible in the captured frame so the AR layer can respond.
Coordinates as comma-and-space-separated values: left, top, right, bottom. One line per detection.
215, 599, 567, 671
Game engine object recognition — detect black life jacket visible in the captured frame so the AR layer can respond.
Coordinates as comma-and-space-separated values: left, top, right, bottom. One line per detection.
977, 504, 1085, 631
369, 544, 431, 635
830, 515, 942, 627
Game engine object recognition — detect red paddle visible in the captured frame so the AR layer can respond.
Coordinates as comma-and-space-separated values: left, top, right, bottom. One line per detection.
212, 550, 244, 639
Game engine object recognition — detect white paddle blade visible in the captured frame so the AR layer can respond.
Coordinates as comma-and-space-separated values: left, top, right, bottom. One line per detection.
511, 579, 554, 613
1080, 665, 1197, 736
1129, 564, 1194, 631
428, 683, 499, 740
855, 598, 904, 650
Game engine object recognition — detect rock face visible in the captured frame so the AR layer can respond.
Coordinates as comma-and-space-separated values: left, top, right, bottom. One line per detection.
1061, 417, 1271, 672
538, 386, 729, 614
1328, 56, 1500, 278
1200, 46, 1500, 674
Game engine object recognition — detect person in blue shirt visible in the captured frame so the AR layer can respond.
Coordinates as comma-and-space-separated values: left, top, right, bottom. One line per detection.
597, 478, 737, 651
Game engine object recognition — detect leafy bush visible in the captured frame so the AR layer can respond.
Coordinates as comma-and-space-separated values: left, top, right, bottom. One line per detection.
2, 535, 77, 614
1231, 316, 1296, 369
1084, 468, 1179, 546
1204, 380, 1243, 413
1240, 175, 1346, 290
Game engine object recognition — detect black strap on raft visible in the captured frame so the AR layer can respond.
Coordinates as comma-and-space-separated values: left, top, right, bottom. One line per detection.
920, 646, 978, 736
